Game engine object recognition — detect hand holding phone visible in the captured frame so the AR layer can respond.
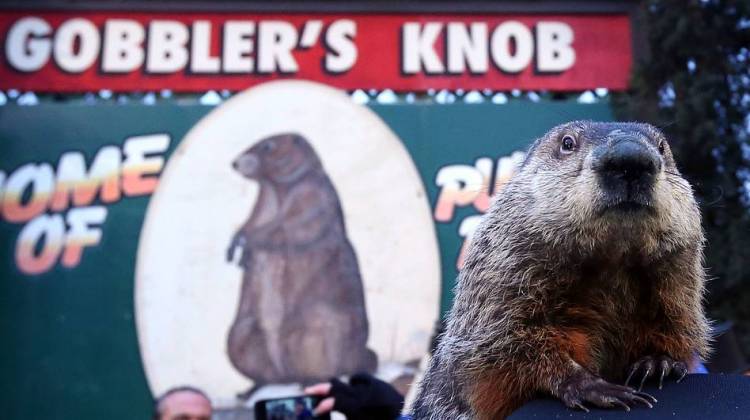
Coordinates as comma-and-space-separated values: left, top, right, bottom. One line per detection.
304, 373, 405, 420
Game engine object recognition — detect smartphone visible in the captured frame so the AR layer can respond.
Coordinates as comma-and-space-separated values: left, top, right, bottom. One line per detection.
253, 395, 331, 420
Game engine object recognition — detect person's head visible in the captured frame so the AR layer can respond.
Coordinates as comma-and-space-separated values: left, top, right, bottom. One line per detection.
153, 386, 212, 420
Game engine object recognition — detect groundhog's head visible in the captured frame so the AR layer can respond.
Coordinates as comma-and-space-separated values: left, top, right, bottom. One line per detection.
511, 121, 702, 257
232, 133, 322, 184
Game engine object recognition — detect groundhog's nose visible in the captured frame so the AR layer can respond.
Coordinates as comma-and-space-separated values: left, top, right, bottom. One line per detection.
597, 139, 660, 186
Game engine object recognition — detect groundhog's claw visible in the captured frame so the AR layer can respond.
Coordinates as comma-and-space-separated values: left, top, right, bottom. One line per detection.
571, 401, 590, 413
635, 391, 658, 404
626, 355, 687, 390
674, 362, 689, 383
560, 373, 655, 413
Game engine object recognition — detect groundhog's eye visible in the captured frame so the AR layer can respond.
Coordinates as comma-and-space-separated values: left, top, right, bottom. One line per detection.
658, 140, 666, 155
560, 135, 577, 154
262, 142, 276, 153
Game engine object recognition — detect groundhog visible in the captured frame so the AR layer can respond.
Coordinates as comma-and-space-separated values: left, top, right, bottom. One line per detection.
226, 133, 376, 395
411, 121, 710, 419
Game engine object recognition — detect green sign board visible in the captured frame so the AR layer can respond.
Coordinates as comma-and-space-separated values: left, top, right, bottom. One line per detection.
0, 90, 612, 419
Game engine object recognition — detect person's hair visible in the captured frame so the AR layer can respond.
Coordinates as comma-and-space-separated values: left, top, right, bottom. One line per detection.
152, 385, 210, 420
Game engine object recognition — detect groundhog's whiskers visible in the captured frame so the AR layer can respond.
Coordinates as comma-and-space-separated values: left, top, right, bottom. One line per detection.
696, 186, 725, 208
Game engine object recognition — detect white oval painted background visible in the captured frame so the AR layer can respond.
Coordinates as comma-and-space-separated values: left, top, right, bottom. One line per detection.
135, 80, 441, 403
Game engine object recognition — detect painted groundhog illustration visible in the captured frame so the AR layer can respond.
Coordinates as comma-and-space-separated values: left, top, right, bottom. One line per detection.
226, 133, 377, 395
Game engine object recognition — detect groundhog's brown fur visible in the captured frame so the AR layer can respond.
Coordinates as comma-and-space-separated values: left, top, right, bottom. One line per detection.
412, 122, 710, 419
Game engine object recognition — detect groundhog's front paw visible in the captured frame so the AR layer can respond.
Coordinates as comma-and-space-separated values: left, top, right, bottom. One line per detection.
226, 233, 247, 264
625, 355, 688, 390
559, 372, 656, 413
239, 249, 252, 269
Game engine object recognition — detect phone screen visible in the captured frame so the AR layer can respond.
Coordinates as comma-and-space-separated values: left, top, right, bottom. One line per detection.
254, 395, 330, 420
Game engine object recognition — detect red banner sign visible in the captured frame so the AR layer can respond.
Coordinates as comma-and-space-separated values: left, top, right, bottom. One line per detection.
0, 11, 632, 92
